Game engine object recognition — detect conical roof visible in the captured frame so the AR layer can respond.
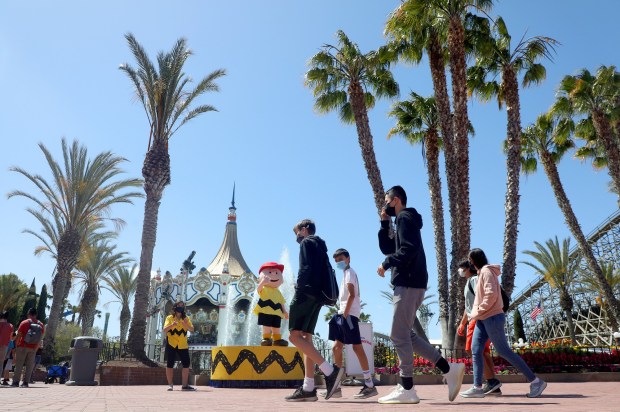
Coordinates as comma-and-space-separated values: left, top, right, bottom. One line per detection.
205, 197, 254, 278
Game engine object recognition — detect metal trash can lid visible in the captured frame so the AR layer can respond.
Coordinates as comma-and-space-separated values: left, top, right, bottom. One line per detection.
70, 336, 104, 349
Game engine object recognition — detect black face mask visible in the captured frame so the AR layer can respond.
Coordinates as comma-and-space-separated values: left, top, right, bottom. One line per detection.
296, 234, 304, 244
384, 203, 397, 217
175, 307, 185, 313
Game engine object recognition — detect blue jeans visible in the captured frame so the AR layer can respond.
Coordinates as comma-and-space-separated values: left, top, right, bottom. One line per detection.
472, 313, 535, 386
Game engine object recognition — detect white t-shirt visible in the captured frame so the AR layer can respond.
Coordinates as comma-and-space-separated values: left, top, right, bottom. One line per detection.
338, 267, 361, 318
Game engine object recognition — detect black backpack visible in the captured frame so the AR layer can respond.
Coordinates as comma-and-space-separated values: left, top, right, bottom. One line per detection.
319, 257, 339, 307
24, 320, 43, 345
468, 281, 510, 312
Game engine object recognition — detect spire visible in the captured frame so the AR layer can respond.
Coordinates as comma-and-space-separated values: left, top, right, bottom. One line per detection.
228, 183, 237, 222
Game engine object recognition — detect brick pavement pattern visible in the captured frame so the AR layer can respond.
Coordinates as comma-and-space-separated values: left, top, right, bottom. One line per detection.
0, 382, 615, 411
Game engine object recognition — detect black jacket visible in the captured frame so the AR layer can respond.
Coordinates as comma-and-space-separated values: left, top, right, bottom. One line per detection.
378, 207, 428, 289
297, 235, 329, 294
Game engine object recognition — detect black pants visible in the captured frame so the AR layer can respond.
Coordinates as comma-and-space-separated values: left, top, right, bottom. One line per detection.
166, 344, 190, 368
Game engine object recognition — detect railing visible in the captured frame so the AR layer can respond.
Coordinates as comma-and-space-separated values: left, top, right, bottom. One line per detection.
98, 342, 162, 364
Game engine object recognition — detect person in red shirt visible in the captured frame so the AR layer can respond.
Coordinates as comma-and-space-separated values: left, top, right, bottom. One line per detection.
12, 308, 44, 388
0, 311, 14, 380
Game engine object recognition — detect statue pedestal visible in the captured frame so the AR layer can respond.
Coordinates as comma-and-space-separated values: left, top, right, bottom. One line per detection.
210, 346, 304, 388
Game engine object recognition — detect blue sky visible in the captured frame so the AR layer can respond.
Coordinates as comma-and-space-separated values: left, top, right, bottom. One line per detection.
1, 1, 618, 344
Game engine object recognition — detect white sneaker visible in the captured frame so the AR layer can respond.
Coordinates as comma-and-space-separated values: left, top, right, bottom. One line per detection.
377, 384, 420, 404
443, 362, 465, 402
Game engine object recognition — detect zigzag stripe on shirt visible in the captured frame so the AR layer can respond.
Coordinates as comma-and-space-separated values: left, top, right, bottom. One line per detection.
256, 299, 283, 312
168, 329, 188, 336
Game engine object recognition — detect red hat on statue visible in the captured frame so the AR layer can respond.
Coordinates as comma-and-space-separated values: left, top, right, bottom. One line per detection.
259, 262, 284, 274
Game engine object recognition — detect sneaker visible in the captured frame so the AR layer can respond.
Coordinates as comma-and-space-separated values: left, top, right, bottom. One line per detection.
483, 379, 502, 394
19, 382, 28, 388
378, 384, 420, 404
487, 388, 502, 396
285, 386, 318, 402
323, 364, 345, 400
444, 362, 465, 402
354, 384, 378, 399
526, 379, 547, 398
181, 385, 196, 391
460, 386, 485, 398
1, 381, 8, 386
167, 385, 173, 391
10, 382, 18, 388
319, 388, 342, 398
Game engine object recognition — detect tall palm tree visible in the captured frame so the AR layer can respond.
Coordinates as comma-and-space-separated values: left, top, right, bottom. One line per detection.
521, 237, 579, 345
102, 264, 138, 345
521, 114, 620, 328
73, 240, 133, 335
305, 30, 399, 213
387, 92, 451, 347
467, 16, 558, 297
8, 138, 142, 362
553, 66, 620, 194
120, 33, 225, 361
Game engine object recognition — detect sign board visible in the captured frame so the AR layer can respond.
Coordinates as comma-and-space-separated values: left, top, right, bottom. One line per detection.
344, 322, 374, 376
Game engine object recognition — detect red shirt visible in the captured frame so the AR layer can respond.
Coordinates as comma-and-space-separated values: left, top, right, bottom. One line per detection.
0, 322, 13, 346
17, 319, 44, 349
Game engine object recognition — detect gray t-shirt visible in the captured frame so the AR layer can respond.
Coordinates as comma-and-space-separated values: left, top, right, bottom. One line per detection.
464, 276, 478, 319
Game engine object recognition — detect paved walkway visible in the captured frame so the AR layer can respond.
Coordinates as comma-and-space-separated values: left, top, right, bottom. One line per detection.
0, 381, 612, 411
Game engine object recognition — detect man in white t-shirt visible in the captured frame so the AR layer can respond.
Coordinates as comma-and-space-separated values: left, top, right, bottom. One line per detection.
326, 248, 378, 399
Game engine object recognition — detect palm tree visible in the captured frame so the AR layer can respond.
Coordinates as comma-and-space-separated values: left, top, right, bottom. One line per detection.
521, 114, 620, 328
521, 237, 579, 345
387, 92, 450, 347
0, 274, 28, 313
102, 264, 138, 345
553, 66, 620, 193
120, 33, 226, 361
467, 16, 558, 298
305, 30, 399, 213
73, 240, 133, 335
8, 138, 142, 362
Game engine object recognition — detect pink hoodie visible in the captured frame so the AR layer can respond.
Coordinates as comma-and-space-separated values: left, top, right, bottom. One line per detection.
470, 264, 504, 321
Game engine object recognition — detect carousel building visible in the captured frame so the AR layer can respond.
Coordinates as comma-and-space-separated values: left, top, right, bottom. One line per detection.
145, 196, 258, 359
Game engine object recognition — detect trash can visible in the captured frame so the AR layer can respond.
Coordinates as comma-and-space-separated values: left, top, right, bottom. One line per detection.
65, 336, 103, 386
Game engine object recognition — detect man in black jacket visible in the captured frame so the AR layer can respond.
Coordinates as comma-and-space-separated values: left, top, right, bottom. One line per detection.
376, 186, 465, 404
285, 219, 344, 402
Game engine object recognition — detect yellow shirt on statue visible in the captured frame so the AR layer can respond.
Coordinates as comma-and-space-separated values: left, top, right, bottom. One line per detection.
253, 287, 286, 317
164, 315, 193, 349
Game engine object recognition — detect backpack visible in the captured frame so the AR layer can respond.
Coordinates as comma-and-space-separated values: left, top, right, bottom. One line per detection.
319, 257, 339, 307
468, 281, 510, 312
24, 320, 43, 345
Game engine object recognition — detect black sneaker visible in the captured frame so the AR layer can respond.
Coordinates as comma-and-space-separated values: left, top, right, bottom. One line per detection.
1, 380, 8, 386
285, 386, 318, 402
181, 385, 196, 391
324, 364, 345, 400
354, 384, 379, 399
482, 379, 502, 395
19, 382, 28, 388
10, 382, 19, 388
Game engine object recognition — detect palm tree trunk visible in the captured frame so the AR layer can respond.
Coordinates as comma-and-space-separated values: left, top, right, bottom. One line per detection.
540, 151, 620, 328
348, 81, 386, 213
42, 227, 81, 364
427, 33, 458, 348
127, 140, 170, 365
120, 304, 131, 345
560, 288, 577, 345
501, 67, 522, 298
591, 109, 620, 195
80, 285, 99, 335
426, 128, 450, 348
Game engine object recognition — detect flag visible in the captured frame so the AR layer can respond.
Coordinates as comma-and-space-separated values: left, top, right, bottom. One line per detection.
530, 301, 543, 321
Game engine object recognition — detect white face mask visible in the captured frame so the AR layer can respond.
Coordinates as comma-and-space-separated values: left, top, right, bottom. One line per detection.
458, 268, 466, 278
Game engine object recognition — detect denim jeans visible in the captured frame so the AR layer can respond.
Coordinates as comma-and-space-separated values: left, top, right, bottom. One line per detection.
391, 286, 441, 378
472, 313, 535, 386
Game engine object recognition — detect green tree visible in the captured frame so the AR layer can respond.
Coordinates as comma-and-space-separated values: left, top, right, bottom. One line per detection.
0, 274, 29, 325
467, 16, 558, 297
513, 309, 526, 343
37, 284, 49, 324
305, 30, 399, 213
102, 264, 138, 345
521, 237, 579, 345
120, 34, 225, 361
520, 114, 620, 329
387, 92, 450, 346
9, 138, 142, 362
74, 240, 133, 335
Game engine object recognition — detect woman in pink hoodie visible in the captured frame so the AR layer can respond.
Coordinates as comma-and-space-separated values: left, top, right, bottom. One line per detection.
460, 248, 547, 399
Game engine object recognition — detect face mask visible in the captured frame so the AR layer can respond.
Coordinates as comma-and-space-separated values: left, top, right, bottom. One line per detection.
458, 268, 466, 278
296, 234, 304, 244
336, 261, 347, 270
384, 201, 397, 217
175, 307, 185, 313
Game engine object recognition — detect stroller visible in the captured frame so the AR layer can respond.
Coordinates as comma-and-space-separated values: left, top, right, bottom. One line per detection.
45, 363, 69, 384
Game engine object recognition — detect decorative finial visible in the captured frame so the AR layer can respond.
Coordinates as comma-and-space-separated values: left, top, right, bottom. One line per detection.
231, 182, 236, 209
